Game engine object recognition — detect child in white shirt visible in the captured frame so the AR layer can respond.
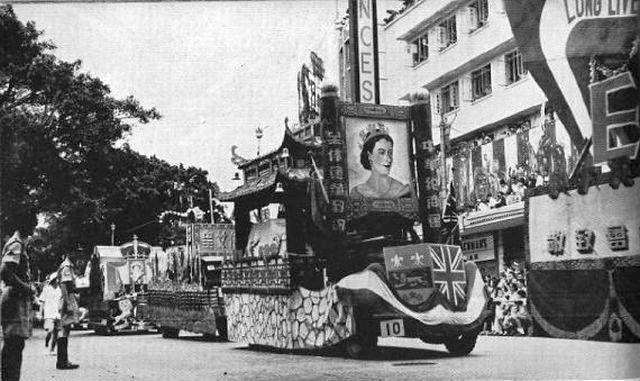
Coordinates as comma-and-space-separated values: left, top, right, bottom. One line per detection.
38, 273, 62, 355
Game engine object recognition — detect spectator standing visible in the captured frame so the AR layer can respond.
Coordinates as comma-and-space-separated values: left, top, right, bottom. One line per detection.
1, 218, 37, 381
482, 278, 497, 334
56, 254, 80, 370
38, 272, 62, 356
491, 288, 507, 334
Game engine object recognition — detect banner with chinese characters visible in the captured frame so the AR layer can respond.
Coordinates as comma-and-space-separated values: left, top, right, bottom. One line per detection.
192, 223, 235, 259
528, 180, 640, 262
410, 102, 442, 241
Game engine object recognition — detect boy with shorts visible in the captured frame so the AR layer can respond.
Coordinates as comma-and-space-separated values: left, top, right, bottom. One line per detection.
38, 272, 61, 355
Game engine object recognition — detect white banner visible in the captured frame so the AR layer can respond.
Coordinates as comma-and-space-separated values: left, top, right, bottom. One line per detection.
529, 182, 640, 262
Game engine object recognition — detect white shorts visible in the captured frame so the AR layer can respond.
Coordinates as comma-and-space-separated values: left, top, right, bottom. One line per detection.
44, 318, 59, 331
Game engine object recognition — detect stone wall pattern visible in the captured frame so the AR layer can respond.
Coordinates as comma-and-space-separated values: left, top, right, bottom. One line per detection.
224, 286, 355, 349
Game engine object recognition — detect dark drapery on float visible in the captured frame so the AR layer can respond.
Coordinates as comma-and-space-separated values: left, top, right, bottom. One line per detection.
528, 269, 609, 338
528, 261, 640, 342
613, 266, 640, 336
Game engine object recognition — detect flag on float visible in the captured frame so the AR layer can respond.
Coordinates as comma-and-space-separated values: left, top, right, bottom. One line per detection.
441, 178, 460, 245
441, 179, 458, 225
428, 245, 467, 307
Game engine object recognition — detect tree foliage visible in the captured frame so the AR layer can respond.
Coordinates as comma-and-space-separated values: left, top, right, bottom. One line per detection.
1, 6, 219, 276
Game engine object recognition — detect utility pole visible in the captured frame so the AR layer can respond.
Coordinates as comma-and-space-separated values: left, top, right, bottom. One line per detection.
209, 189, 215, 224
439, 111, 450, 197
0, 124, 3, 243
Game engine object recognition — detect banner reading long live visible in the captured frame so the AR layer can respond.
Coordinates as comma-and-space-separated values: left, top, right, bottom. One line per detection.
504, 0, 639, 164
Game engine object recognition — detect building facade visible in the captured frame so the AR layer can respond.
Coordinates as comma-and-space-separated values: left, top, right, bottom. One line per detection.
339, 0, 581, 276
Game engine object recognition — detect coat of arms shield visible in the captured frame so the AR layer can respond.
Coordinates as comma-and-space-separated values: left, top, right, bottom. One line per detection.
383, 243, 467, 309
383, 244, 436, 309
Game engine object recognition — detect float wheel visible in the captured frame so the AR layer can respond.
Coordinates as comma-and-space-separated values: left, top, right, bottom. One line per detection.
216, 317, 228, 340
444, 333, 478, 356
344, 335, 377, 359
202, 333, 217, 341
161, 327, 179, 339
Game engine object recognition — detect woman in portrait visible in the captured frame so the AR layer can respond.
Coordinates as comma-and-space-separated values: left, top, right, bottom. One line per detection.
350, 125, 411, 199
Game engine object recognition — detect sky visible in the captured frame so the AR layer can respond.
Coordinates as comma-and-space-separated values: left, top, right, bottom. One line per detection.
13, 1, 348, 192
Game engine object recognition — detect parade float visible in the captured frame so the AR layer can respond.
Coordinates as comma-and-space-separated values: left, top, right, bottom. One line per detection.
218, 88, 491, 358
145, 213, 233, 339
85, 237, 157, 334
505, 0, 640, 342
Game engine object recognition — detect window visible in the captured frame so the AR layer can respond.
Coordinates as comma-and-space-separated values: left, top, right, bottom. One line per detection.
410, 33, 429, 66
468, 0, 489, 32
438, 81, 460, 114
438, 16, 457, 51
471, 64, 492, 100
505, 50, 527, 85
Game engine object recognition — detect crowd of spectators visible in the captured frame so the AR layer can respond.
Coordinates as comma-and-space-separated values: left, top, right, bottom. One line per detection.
481, 262, 533, 336
469, 167, 548, 213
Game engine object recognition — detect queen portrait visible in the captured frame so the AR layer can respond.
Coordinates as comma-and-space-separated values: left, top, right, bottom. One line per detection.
350, 123, 411, 199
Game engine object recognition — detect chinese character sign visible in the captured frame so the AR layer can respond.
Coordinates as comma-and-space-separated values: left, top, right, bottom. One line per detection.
528, 182, 640, 262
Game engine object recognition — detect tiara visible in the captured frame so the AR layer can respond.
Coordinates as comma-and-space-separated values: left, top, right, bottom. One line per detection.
358, 122, 389, 150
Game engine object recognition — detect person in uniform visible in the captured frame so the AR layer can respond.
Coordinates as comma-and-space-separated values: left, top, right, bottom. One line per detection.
1, 218, 37, 381
56, 254, 80, 370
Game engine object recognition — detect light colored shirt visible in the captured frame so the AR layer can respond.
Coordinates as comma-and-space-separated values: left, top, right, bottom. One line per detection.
39, 284, 62, 320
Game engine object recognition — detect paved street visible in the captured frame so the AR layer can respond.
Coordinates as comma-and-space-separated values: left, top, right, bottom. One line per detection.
12, 328, 640, 380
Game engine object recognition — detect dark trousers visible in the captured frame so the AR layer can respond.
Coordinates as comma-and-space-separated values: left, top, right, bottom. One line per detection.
1, 336, 25, 381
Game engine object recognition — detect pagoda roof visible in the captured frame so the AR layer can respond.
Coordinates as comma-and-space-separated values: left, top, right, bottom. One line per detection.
237, 127, 321, 170
219, 168, 312, 202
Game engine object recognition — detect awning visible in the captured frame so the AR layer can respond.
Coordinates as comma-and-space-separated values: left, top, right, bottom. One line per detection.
93, 246, 124, 262
460, 201, 525, 236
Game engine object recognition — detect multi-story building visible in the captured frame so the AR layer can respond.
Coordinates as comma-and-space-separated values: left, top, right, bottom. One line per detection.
339, 0, 580, 276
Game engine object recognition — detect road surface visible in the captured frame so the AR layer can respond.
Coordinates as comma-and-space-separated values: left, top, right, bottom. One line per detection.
13, 328, 640, 380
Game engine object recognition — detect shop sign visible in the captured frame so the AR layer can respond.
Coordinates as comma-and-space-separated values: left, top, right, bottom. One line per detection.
349, 0, 379, 103
461, 234, 495, 262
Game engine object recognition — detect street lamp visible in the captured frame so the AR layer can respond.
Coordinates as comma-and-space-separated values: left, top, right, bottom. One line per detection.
255, 125, 269, 156
110, 223, 115, 246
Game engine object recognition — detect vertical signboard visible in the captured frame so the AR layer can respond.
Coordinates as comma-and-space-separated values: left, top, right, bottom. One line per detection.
412, 101, 442, 242
349, 0, 380, 103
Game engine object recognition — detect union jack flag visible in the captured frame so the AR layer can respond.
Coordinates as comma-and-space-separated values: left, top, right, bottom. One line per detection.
428, 245, 467, 307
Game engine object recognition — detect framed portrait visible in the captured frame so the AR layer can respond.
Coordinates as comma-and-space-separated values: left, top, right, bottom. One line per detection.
339, 103, 418, 219
128, 259, 146, 284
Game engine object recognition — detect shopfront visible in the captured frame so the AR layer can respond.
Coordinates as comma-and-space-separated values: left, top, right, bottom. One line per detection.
461, 233, 497, 278
460, 201, 526, 277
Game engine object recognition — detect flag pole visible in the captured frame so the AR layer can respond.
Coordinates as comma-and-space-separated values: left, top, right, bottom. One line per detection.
209, 189, 215, 223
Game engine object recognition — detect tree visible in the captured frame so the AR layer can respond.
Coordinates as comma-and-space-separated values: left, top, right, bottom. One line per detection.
1, 6, 222, 274
1, 5, 159, 239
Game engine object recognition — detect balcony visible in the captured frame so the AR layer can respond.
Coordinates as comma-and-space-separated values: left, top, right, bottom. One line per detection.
460, 201, 525, 235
